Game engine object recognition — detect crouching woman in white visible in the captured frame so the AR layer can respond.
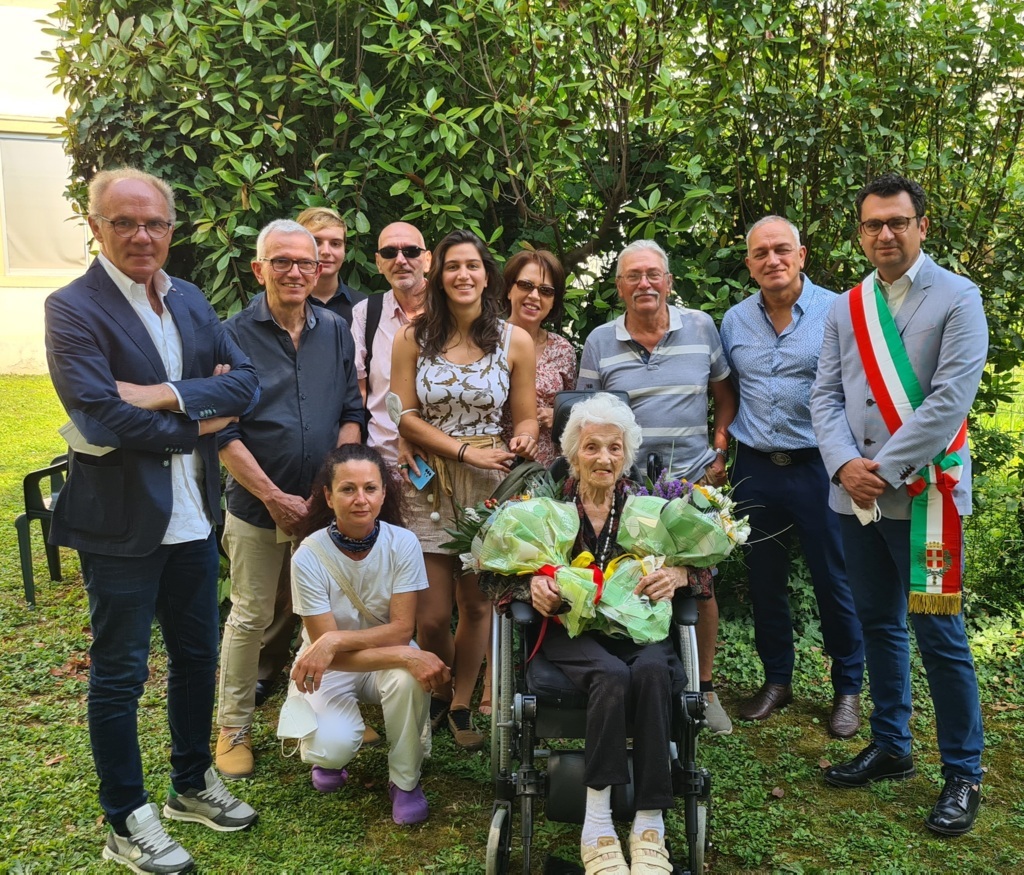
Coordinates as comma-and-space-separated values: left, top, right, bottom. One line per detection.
286, 444, 450, 825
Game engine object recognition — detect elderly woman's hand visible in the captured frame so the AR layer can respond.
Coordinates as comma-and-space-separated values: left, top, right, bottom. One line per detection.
530, 574, 563, 617
635, 565, 689, 602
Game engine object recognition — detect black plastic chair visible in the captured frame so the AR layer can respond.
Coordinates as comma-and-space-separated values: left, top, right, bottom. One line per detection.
14, 454, 68, 608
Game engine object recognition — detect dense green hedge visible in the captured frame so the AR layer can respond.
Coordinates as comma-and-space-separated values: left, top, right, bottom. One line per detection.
46, 0, 1024, 413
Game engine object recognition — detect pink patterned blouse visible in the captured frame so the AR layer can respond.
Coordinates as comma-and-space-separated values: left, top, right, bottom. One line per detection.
502, 331, 578, 465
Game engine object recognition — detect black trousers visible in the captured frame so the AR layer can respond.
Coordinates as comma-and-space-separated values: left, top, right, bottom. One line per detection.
540, 622, 686, 809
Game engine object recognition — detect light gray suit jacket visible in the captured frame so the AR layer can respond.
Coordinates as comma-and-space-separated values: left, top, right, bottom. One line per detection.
810, 254, 988, 519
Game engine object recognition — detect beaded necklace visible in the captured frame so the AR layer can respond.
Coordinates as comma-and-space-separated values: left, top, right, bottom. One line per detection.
569, 479, 622, 570
327, 519, 380, 554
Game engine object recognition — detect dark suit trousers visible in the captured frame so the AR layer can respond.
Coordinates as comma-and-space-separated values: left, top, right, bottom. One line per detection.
732, 444, 865, 694
539, 623, 686, 810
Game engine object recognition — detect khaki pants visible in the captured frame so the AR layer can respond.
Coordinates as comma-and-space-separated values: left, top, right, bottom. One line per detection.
217, 513, 292, 728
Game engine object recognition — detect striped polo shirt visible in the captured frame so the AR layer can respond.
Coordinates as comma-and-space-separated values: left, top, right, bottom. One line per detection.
577, 304, 730, 482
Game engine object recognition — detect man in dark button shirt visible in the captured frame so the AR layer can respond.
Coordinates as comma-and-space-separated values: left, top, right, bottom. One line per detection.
297, 206, 366, 326
214, 219, 363, 779
720, 215, 864, 737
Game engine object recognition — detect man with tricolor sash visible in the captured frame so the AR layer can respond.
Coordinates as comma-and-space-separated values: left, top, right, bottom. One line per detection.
810, 173, 987, 836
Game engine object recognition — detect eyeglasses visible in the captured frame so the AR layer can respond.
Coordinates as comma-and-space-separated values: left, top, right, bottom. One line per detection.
859, 216, 919, 236
513, 278, 556, 298
376, 245, 426, 260
620, 269, 668, 285
95, 216, 174, 239
258, 257, 320, 275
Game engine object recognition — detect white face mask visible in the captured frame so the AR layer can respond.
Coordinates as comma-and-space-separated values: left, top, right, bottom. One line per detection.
277, 694, 318, 756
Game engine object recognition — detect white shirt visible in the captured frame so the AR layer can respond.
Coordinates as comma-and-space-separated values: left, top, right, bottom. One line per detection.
97, 254, 211, 543
877, 251, 926, 317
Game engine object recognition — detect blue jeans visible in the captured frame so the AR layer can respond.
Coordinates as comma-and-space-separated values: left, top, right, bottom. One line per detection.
732, 446, 864, 693
838, 515, 983, 783
80, 532, 220, 831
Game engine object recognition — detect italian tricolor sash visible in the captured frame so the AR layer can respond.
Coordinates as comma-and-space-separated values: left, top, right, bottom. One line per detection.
849, 274, 966, 615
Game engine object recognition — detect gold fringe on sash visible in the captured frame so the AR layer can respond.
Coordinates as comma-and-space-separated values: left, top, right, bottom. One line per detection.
908, 591, 962, 616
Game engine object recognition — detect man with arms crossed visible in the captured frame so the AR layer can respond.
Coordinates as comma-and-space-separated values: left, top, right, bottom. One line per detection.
215, 219, 363, 779
811, 173, 987, 835
721, 216, 864, 736
45, 168, 259, 873
577, 239, 738, 735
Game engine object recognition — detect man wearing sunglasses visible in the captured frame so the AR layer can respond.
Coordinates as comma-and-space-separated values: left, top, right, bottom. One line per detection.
215, 219, 364, 780
350, 223, 432, 469
811, 173, 987, 835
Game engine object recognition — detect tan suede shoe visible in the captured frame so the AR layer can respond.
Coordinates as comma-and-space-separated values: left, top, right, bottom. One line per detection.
215, 725, 253, 779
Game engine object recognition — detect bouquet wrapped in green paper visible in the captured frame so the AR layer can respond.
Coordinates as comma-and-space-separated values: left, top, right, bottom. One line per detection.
618, 487, 748, 568
595, 555, 672, 644
472, 497, 580, 575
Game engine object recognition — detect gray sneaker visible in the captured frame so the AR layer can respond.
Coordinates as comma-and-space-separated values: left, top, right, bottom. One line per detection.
102, 802, 194, 874
704, 691, 734, 736
163, 768, 258, 832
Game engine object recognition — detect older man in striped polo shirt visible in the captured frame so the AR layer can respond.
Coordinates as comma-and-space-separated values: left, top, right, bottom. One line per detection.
577, 239, 737, 734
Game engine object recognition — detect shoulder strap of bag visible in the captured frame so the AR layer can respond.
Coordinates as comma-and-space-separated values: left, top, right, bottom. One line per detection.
303, 536, 387, 626
362, 293, 386, 398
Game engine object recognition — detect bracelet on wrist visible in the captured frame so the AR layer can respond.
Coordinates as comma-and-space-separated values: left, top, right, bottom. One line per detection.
457, 443, 468, 463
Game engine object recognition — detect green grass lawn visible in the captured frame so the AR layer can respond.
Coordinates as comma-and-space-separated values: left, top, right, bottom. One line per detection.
2, 374, 1023, 873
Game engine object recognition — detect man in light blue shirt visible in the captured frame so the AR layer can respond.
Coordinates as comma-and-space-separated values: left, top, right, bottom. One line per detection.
720, 216, 864, 737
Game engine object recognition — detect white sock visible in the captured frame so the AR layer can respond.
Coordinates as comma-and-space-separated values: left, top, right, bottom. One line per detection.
581, 786, 615, 846
632, 808, 664, 840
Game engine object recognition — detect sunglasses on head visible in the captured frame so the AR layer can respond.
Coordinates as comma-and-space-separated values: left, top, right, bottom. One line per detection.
513, 278, 556, 297
376, 245, 426, 260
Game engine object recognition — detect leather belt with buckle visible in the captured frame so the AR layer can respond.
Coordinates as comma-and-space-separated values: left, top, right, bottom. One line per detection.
741, 444, 821, 466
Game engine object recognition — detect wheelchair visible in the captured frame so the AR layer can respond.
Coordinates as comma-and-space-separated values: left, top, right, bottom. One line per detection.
482, 393, 712, 873
484, 589, 710, 874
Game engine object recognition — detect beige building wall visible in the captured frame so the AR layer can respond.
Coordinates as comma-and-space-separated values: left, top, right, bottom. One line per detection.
0, 0, 87, 374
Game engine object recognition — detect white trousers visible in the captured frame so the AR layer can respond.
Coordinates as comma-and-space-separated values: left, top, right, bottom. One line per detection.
294, 662, 429, 791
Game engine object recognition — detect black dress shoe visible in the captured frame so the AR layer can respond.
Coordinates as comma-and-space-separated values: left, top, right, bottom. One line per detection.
254, 678, 277, 707
824, 742, 916, 788
925, 776, 980, 836
737, 682, 793, 721
828, 693, 862, 739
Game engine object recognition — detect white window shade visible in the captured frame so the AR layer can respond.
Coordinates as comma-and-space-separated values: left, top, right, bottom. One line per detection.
0, 135, 88, 273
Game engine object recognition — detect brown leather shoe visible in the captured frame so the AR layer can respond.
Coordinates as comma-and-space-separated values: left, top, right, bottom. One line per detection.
737, 682, 793, 721
828, 693, 862, 738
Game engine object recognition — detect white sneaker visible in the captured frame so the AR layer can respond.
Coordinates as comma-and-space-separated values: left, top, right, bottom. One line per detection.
102, 802, 194, 874
704, 691, 733, 735
163, 768, 258, 832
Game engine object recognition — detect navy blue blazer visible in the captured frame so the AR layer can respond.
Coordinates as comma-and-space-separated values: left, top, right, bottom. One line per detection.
45, 258, 260, 556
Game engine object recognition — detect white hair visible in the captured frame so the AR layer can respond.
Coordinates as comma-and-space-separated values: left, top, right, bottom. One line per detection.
745, 215, 801, 249
561, 393, 643, 479
615, 239, 670, 277
256, 219, 318, 259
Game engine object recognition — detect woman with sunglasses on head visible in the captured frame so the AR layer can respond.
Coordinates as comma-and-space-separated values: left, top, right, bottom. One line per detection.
391, 230, 539, 750
501, 250, 577, 465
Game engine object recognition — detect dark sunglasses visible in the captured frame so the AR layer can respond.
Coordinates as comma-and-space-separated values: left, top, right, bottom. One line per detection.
513, 278, 556, 298
376, 245, 426, 260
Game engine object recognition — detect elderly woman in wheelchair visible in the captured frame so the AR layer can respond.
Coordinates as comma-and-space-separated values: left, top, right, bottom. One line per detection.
516, 392, 691, 875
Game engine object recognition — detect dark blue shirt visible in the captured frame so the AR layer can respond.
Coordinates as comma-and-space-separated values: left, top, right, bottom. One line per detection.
219, 295, 364, 528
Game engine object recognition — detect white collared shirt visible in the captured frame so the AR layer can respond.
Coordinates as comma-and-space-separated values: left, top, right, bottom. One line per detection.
97, 254, 212, 543
877, 251, 926, 317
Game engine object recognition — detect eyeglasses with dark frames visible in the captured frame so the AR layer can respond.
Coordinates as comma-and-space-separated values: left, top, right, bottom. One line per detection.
95, 216, 174, 239
859, 216, 920, 236
513, 278, 556, 298
376, 245, 426, 260
258, 257, 320, 275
